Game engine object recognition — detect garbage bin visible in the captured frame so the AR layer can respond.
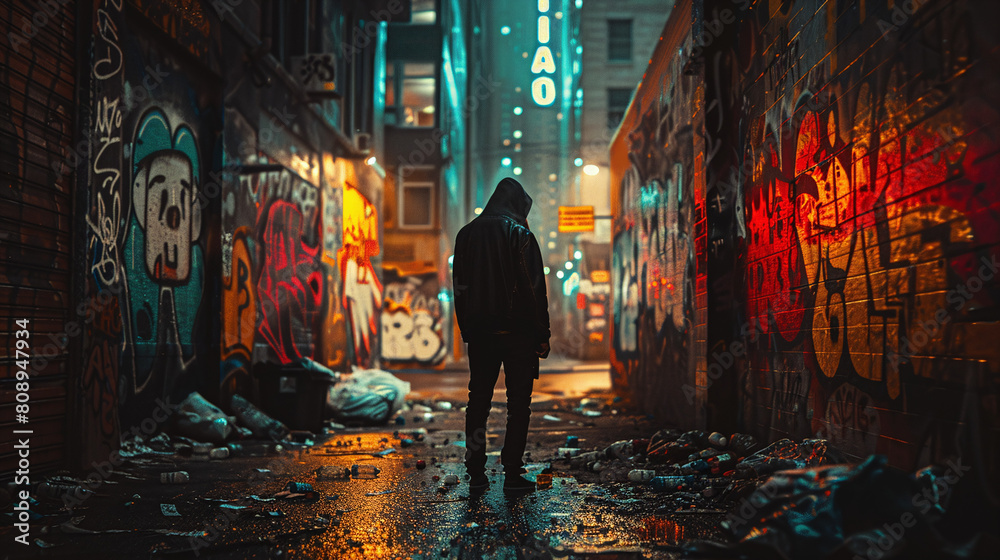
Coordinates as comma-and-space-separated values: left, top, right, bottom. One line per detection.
253, 363, 336, 432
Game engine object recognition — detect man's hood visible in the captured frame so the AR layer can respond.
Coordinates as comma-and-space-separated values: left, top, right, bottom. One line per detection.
483, 177, 532, 224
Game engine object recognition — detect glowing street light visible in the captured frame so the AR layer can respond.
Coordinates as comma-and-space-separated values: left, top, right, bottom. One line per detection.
501, 25, 511, 35
583, 164, 600, 176
556, 270, 564, 279
573, 157, 583, 167
513, 166, 523, 175
574, 250, 582, 259
564, 261, 573, 270
513, 106, 523, 115
365, 156, 377, 165
501, 157, 512, 166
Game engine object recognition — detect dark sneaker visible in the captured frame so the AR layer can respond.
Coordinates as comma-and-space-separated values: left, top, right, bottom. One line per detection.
503, 474, 535, 493
469, 473, 489, 490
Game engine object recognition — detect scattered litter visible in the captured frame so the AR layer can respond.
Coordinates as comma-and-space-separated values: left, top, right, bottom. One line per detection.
34, 538, 57, 548
434, 401, 453, 411
219, 504, 249, 510
160, 504, 181, 517
372, 448, 396, 457
275, 482, 318, 500
248, 494, 276, 502
351, 464, 381, 479
160, 471, 189, 484
543, 414, 562, 422
209, 447, 230, 460
365, 489, 394, 496
442, 474, 460, 485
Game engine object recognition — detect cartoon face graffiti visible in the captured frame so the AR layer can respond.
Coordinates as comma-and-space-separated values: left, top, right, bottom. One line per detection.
132, 150, 202, 284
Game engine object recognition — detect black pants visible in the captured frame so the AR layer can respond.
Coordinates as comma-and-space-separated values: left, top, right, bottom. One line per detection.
465, 334, 537, 477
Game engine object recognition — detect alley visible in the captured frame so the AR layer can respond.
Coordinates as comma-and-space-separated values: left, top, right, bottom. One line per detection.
5, 364, 712, 559
3, 0, 1000, 558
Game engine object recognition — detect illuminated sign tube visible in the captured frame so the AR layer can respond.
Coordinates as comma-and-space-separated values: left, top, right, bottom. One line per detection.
531, 0, 556, 106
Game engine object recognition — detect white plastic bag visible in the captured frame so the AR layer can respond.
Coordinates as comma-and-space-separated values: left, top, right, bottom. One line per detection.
326, 368, 411, 425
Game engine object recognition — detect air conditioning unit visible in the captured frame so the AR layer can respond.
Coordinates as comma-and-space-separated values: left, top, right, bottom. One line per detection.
353, 132, 372, 153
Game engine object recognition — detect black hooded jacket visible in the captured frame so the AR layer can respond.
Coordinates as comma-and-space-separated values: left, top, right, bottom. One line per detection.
453, 178, 551, 346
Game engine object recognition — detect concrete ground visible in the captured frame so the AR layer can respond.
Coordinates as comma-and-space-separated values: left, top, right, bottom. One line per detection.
4, 362, 727, 559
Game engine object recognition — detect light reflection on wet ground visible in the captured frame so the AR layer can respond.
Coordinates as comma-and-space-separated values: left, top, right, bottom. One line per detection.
9, 369, 728, 559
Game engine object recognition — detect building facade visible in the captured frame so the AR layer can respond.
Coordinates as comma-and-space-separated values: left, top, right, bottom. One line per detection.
610, 0, 1000, 478
575, 0, 675, 358
1, 0, 402, 476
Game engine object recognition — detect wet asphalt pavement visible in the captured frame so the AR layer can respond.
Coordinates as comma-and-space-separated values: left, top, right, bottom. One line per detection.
4, 364, 728, 559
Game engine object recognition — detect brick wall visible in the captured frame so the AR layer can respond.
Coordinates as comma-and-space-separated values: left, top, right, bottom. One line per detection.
612, 0, 1000, 473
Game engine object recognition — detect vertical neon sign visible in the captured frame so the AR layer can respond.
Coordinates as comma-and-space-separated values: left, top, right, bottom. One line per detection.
531, 0, 557, 106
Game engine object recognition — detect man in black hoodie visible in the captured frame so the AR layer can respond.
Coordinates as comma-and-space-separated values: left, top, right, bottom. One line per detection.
453, 178, 551, 493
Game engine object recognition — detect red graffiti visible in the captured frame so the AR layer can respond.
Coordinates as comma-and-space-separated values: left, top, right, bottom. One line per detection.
257, 200, 323, 364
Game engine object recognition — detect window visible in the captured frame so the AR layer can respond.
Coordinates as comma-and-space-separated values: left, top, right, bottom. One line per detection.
411, 0, 437, 24
399, 167, 436, 228
386, 62, 436, 127
607, 88, 632, 129
608, 19, 632, 61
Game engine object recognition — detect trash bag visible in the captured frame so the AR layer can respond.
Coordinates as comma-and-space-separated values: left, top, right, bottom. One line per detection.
230, 394, 289, 441
326, 369, 411, 425
726, 455, 925, 559
171, 392, 238, 444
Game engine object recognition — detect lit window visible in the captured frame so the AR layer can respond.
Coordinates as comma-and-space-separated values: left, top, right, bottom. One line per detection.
411, 0, 436, 24
386, 62, 436, 127
608, 19, 632, 61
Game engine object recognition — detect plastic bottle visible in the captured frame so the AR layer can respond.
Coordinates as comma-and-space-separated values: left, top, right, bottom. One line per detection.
351, 464, 381, 479
160, 471, 190, 484
315, 466, 350, 480
687, 448, 720, 462
36, 482, 88, 498
650, 475, 699, 493
706, 452, 736, 473
285, 482, 315, 493
708, 432, 728, 449
627, 469, 656, 483
209, 447, 230, 460
679, 459, 710, 474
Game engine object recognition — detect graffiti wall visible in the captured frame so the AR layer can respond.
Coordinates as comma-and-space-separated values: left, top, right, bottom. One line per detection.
727, 0, 1000, 468
81, 0, 221, 455
339, 172, 383, 369
218, 151, 386, 400
613, 0, 1000, 473
609, 0, 706, 427
381, 267, 447, 367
